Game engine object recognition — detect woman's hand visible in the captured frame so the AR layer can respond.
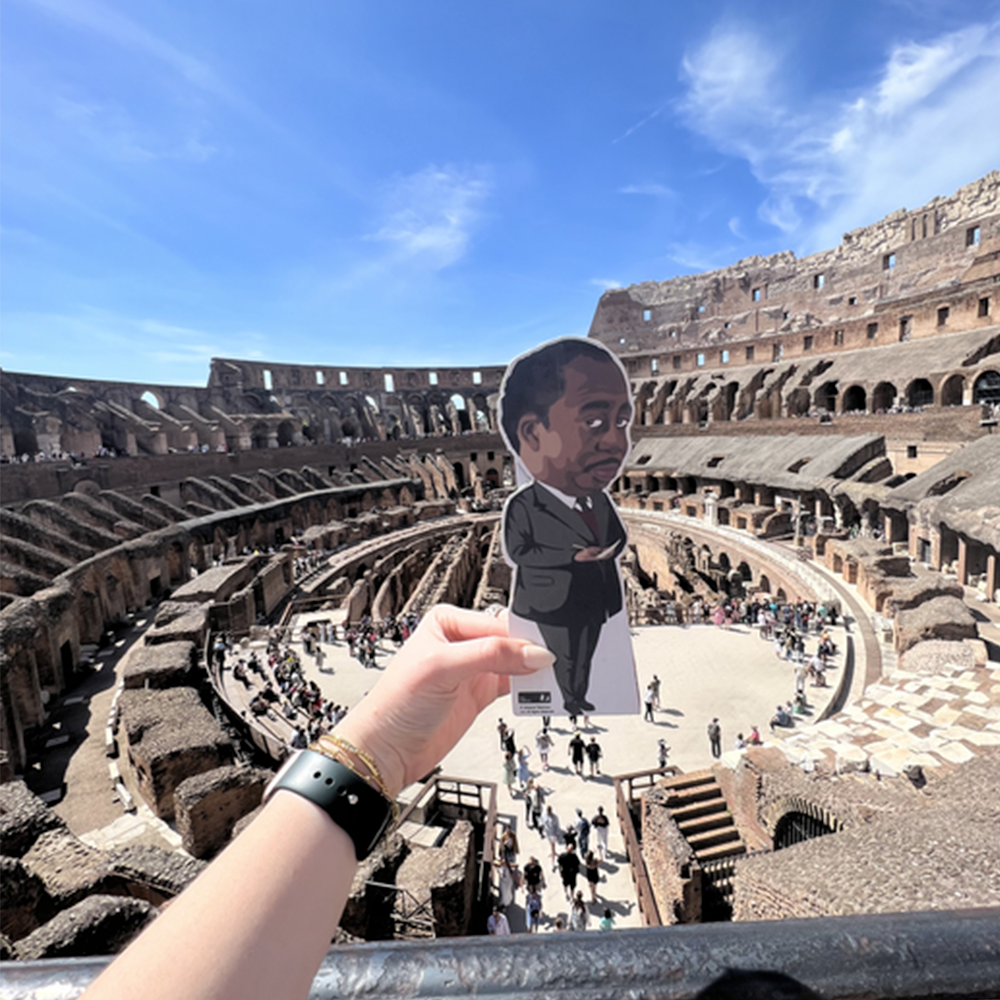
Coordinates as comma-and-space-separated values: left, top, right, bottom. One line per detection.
334, 605, 554, 797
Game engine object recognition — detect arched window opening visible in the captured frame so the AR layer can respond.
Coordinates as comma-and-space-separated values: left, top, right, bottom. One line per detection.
871, 382, 897, 413
906, 378, 934, 408
842, 385, 866, 413
140, 391, 161, 410
774, 810, 836, 851
973, 370, 1000, 405
941, 374, 964, 407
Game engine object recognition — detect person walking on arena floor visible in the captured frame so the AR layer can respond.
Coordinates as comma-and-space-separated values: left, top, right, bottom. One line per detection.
569, 730, 586, 775
557, 843, 581, 901
643, 683, 655, 722
543, 805, 562, 865
585, 736, 603, 776
574, 808, 590, 857
591, 804, 611, 860
650, 674, 661, 710
535, 726, 553, 771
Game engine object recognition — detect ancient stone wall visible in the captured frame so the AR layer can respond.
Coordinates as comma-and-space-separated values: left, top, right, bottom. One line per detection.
119, 687, 235, 819
641, 786, 701, 924
174, 765, 270, 859
590, 172, 999, 357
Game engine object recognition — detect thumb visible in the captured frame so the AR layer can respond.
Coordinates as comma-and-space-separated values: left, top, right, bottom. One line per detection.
436, 635, 555, 683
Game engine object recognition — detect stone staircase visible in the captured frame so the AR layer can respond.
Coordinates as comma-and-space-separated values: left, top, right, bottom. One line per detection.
662, 770, 746, 919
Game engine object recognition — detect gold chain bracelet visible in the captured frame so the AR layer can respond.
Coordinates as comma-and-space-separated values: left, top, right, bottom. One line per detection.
311, 734, 399, 824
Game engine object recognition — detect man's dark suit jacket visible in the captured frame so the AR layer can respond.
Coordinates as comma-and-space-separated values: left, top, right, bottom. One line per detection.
504, 482, 626, 627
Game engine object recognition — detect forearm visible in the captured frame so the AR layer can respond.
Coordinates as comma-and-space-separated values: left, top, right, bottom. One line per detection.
84, 790, 356, 1000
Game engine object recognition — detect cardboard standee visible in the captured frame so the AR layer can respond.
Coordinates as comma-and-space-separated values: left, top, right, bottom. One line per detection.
496, 337, 640, 718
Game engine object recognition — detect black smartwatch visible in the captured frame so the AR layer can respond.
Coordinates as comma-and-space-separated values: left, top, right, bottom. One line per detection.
264, 749, 395, 860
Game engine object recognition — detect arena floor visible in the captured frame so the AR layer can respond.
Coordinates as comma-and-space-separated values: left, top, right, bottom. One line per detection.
289, 613, 846, 931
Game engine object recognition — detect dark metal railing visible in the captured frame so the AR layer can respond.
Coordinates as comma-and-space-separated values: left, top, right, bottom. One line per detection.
4, 907, 999, 999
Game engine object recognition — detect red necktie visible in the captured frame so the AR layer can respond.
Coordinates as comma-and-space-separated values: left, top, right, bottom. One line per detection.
574, 497, 600, 539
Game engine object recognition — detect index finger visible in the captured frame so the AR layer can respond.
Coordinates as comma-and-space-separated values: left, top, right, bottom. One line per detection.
428, 604, 510, 643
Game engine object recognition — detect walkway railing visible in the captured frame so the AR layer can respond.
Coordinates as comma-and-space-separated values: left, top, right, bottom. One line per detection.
12, 906, 998, 998
612, 765, 678, 928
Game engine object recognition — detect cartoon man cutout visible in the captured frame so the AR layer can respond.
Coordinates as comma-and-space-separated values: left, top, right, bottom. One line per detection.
499, 338, 639, 717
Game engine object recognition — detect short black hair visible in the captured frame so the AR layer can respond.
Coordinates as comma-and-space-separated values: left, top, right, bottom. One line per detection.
499, 338, 622, 454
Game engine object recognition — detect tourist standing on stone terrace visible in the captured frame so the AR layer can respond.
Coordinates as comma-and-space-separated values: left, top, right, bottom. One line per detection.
707, 718, 722, 758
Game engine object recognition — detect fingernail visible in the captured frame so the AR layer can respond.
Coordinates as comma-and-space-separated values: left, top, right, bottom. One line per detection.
521, 644, 556, 671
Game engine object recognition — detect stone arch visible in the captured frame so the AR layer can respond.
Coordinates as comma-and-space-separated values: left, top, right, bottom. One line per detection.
737, 561, 752, 582
973, 370, 1000, 405
758, 573, 771, 594
906, 378, 934, 408
813, 381, 838, 413
940, 373, 965, 407
12, 425, 38, 457
139, 390, 163, 410
765, 795, 843, 850
722, 381, 739, 421
277, 420, 297, 447
871, 381, 897, 413
841, 385, 867, 413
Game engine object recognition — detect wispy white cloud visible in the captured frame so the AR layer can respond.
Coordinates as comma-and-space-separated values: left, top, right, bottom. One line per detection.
728, 216, 746, 239
677, 17, 1000, 249
23, 0, 245, 109
665, 242, 735, 272
0, 307, 270, 383
53, 96, 216, 162
362, 164, 492, 271
589, 278, 623, 290
618, 183, 675, 198
612, 106, 663, 144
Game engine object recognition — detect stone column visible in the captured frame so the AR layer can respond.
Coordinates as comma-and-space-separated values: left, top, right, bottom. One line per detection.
986, 552, 999, 605
957, 537, 969, 586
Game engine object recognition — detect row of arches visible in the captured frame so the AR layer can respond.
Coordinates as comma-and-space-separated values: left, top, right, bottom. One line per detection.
633, 368, 1000, 427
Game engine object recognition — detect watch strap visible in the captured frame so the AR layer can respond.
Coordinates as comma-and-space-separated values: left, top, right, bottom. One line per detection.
265, 749, 394, 860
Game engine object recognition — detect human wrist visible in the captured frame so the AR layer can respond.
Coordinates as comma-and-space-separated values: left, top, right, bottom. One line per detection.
330, 717, 406, 801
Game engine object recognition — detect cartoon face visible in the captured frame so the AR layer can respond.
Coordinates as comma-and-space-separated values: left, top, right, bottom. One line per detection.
518, 354, 632, 495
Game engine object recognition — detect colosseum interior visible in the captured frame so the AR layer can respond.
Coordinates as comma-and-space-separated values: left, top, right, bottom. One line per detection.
2, 171, 1000, 990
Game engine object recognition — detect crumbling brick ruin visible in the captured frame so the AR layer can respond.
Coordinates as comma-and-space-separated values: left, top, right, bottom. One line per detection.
2, 172, 1000, 954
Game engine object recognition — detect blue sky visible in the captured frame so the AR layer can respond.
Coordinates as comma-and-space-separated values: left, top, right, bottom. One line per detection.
3, 0, 1000, 385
